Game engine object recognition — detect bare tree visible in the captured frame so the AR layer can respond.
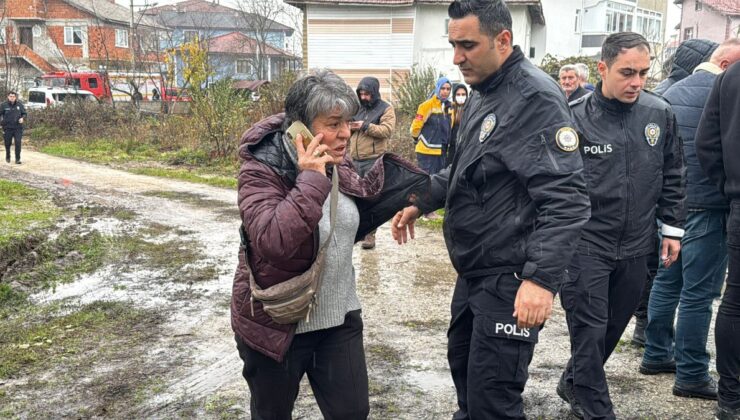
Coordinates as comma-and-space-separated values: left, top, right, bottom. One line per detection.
234, 0, 288, 80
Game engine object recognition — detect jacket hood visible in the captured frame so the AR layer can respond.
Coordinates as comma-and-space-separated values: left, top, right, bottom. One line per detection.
667, 39, 719, 82
433, 77, 452, 102
356, 76, 381, 107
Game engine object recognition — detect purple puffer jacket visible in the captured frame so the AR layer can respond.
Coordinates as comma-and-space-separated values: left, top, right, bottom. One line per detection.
231, 113, 428, 362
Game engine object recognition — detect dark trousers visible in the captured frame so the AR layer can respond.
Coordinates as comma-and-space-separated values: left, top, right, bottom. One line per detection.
634, 239, 660, 320
560, 253, 648, 419
416, 153, 446, 176
235, 310, 369, 420
448, 273, 539, 420
717, 201, 740, 409
3, 128, 22, 161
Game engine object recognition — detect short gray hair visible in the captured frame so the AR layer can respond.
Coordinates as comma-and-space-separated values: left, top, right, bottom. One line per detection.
284, 69, 359, 130
559, 64, 578, 76
575, 63, 589, 81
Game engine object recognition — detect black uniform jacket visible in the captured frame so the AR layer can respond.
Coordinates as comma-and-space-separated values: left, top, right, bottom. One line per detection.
0, 100, 26, 130
570, 84, 687, 260
417, 47, 591, 294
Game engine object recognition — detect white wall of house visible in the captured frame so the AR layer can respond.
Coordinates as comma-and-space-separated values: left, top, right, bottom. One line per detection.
413, 4, 461, 82
510, 7, 532, 61
305, 4, 415, 100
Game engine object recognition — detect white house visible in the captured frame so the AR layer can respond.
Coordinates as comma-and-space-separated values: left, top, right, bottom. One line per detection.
540, 0, 669, 59
285, 0, 546, 99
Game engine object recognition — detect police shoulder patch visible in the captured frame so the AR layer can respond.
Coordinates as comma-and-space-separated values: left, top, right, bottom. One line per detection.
479, 113, 497, 143
645, 123, 660, 147
555, 127, 579, 152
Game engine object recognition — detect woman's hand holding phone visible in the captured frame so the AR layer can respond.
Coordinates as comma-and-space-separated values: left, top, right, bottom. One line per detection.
295, 133, 334, 176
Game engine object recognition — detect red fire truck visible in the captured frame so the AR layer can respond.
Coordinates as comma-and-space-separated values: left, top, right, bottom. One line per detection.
39, 71, 170, 102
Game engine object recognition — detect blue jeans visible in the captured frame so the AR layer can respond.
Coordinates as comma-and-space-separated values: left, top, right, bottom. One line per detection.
643, 209, 728, 386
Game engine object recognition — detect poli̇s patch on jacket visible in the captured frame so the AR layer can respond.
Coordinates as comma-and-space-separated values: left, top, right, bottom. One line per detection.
555, 127, 579, 152
479, 113, 496, 143
645, 123, 660, 147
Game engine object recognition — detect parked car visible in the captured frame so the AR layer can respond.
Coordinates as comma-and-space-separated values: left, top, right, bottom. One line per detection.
25, 87, 99, 110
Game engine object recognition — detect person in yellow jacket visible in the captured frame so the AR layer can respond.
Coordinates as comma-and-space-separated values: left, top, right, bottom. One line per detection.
410, 77, 452, 177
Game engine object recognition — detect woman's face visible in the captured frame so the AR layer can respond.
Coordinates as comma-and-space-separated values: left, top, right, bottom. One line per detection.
454, 87, 467, 105
439, 83, 451, 100
311, 110, 351, 164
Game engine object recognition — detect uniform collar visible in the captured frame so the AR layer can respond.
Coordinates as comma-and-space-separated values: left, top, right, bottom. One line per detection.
472, 46, 525, 93
593, 82, 636, 114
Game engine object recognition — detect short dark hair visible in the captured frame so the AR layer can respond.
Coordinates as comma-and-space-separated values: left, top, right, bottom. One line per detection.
284, 69, 359, 130
601, 32, 651, 67
7, 91, 17, 96
448, 0, 512, 39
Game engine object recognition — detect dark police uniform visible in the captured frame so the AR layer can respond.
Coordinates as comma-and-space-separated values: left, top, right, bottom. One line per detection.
560, 85, 686, 419
1, 99, 27, 163
415, 46, 591, 419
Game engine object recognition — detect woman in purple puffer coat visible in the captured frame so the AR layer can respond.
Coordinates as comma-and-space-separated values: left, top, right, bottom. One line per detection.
231, 69, 428, 419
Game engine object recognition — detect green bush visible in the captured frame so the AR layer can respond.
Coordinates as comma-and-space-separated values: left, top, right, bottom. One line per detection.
393, 66, 437, 118
189, 79, 252, 159
26, 101, 142, 139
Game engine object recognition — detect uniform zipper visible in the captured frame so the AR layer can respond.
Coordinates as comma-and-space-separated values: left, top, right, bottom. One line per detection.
541, 134, 560, 171
616, 116, 630, 260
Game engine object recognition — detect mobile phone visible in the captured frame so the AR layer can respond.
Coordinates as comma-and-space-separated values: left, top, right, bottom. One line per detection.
286, 121, 316, 150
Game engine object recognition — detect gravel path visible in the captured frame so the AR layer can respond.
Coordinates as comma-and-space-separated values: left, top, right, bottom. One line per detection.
0, 150, 719, 419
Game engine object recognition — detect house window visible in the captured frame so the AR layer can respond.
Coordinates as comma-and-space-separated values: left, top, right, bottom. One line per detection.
88, 78, 98, 89
636, 9, 663, 42
184, 30, 198, 42
696, 1, 702, 11
115, 29, 129, 48
606, 1, 634, 33
684, 27, 694, 40
236, 59, 251, 75
64, 26, 84, 45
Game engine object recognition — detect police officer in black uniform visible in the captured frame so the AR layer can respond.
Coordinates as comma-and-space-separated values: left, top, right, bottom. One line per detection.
392, 1, 591, 418
557, 32, 686, 419
1, 91, 26, 164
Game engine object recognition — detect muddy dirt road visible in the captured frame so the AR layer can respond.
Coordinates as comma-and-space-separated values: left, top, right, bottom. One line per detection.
0, 150, 719, 419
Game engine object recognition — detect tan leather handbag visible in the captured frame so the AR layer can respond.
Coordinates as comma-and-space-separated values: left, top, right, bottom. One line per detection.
244, 169, 338, 325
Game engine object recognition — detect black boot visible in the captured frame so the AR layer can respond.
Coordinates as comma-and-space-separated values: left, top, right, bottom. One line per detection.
716, 404, 740, 420
556, 376, 584, 419
673, 378, 718, 400
632, 316, 647, 347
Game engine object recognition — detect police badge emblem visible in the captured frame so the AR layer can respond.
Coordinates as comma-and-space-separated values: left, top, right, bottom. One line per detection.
644, 123, 660, 147
479, 113, 496, 143
555, 127, 579, 152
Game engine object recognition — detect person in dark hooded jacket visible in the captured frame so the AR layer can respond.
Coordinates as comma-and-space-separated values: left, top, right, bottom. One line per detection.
654, 38, 719, 95
350, 76, 397, 249
631, 37, 718, 347
696, 60, 740, 420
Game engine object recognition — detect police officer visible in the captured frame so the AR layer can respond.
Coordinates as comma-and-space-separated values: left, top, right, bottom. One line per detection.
557, 32, 686, 419
1, 91, 26, 164
392, 0, 591, 418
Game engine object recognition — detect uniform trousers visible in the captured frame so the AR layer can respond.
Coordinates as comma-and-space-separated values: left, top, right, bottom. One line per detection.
560, 253, 648, 419
448, 272, 539, 420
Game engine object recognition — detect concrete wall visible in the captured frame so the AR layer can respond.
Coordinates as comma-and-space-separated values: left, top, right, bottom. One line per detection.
680, 0, 739, 43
